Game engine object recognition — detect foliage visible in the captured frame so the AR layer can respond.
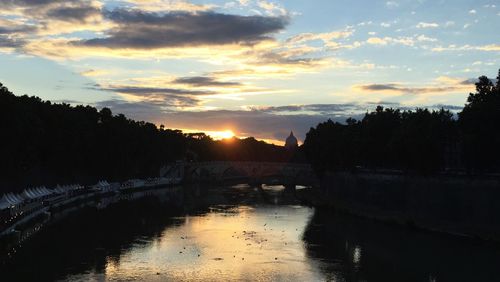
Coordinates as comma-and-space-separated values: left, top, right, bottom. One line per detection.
304, 70, 500, 175
458, 70, 500, 171
0, 84, 294, 192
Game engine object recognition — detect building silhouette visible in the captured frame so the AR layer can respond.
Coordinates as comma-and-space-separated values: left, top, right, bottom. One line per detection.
285, 131, 298, 150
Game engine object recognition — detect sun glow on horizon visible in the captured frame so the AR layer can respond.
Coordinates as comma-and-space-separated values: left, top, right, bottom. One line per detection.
214, 130, 235, 140
180, 128, 235, 140
177, 128, 286, 145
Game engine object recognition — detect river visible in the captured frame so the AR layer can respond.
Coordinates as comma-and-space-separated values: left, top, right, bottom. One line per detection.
2, 184, 500, 281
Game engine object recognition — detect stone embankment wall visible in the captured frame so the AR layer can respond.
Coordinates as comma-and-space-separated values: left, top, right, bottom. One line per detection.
316, 172, 500, 241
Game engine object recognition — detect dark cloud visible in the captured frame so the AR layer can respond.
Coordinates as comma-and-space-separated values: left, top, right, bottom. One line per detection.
1, 0, 101, 24
93, 84, 213, 108
94, 99, 167, 122
253, 102, 462, 115
0, 25, 37, 35
102, 85, 214, 96
365, 101, 401, 106
173, 76, 241, 87
461, 78, 498, 85
431, 104, 463, 111
461, 78, 478, 85
46, 6, 101, 23
0, 0, 57, 6
50, 99, 82, 104
0, 36, 26, 48
361, 83, 400, 91
360, 83, 460, 94
251, 103, 360, 115
0, 22, 35, 49
77, 10, 289, 49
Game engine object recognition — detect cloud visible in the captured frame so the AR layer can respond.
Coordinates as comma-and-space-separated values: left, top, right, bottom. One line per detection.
286, 28, 354, 45
94, 99, 169, 122
366, 36, 415, 46
79, 69, 110, 77
444, 21, 455, 27
0, 36, 26, 48
416, 22, 439, 28
14, 7, 342, 79
460, 77, 498, 85
45, 5, 101, 23
173, 76, 242, 87
256, 1, 287, 16
367, 37, 388, 45
416, 34, 437, 42
0, 0, 58, 7
0, 18, 36, 50
0, 0, 108, 35
245, 103, 360, 114
76, 9, 289, 49
386, 1, 399, 8
244, 48, 332, 68
100, 85, 213, 96
122, 0, 214, 12
25, 33, 334, 79
360, 84, 401, 91
432, 44, 500, 52
0, 19, 37, 34
358, 83, 463, 94
0, 0, 99, 18
88, 72, 288, 111
93, 83, 214, 108
356, 76, 475, 95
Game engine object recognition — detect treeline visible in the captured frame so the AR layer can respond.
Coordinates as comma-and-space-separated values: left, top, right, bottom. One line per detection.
186, 133, 297, 163
0, 83, 294, 192
303, 70, 500, 175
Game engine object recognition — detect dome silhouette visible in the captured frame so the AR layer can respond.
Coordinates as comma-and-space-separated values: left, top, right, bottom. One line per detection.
285, 131, 298, 150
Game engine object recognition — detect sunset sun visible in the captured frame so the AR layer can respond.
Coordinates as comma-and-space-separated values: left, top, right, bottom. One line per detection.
215, 130, 235, 140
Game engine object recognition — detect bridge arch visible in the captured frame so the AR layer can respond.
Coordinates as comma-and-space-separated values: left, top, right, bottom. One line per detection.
180, 161, 318, 186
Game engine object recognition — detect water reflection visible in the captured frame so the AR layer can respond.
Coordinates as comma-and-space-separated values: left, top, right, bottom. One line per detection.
93, 205, 320, 281
2, 185, 500, 281
303, 209, 500, 282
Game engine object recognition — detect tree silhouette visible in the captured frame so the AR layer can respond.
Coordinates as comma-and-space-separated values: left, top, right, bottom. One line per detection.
304, 69, 500, 175
458, 71, 500, 171
0, 83, 294, 193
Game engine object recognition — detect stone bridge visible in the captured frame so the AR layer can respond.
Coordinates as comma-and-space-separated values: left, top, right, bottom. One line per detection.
160, 161, 318, 188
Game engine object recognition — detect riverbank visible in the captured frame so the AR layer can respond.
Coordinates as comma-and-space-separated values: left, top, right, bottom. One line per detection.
296, 171, 500, 242
0, 185, 183, 261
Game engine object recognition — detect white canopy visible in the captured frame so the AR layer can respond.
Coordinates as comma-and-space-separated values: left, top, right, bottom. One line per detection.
54, 185, 65, 193
4, 193, 22, 205
94, 180, 110, 188
22, 189, 35, 199
0, 194, 12, 210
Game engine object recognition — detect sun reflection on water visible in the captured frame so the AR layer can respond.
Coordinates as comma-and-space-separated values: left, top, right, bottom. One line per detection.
98, 204, 322, 281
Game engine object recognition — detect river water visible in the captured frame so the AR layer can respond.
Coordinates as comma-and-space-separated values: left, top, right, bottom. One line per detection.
2, 184, 500, 281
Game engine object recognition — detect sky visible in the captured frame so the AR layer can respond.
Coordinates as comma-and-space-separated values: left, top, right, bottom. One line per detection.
0, 0, 499, 144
